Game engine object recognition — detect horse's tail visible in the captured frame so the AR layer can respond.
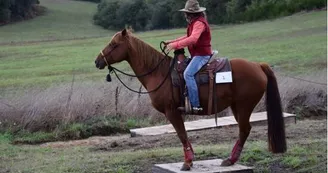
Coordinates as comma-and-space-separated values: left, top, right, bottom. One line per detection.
260, 63, 287, 153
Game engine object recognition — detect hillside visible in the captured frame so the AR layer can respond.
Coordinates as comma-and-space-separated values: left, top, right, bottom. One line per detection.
0, 9, 326, 89
0, 0, 111, 43
0, 2, 326, 172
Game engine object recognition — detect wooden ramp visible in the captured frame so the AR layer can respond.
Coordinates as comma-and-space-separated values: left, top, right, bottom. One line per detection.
130, 112, 296, 137
152, 159, 253, 173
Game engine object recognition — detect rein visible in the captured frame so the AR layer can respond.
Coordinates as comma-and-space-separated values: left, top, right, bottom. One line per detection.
104, 41, 176, 94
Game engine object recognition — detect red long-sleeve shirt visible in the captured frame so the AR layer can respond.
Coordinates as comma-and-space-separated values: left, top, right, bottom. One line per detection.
168, 21, 205, 49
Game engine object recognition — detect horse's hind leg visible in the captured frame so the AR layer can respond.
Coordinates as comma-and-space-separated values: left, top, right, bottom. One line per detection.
221, 101, 257, 166
165, 109, 194, 171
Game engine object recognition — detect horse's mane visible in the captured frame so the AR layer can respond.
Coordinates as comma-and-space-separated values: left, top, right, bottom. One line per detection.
127, 34, 171, 72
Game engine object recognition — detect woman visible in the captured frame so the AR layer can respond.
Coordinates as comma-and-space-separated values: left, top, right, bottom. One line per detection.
165, 0, 212, 113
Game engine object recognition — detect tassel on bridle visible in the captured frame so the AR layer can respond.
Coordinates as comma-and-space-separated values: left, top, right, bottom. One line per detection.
106, 66, 114, 82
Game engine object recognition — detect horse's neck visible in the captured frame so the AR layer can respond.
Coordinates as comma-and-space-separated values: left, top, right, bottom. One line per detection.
126, 39, 171, 87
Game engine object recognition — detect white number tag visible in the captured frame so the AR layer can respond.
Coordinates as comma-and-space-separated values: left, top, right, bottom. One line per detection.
215, 72, 233, 83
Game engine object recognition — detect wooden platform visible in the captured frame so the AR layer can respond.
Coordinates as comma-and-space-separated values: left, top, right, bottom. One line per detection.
130, 112, 296, 137
152, 159, 253, 173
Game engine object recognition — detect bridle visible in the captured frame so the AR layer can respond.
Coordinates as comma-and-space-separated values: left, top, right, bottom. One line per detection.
99, 41, 176, 94
100, 44, 118, 68
100, 50, 109, 67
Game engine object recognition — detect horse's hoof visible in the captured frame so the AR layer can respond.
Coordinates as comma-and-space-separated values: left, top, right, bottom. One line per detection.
220, 159, 234, 167
180, 162, 193, 171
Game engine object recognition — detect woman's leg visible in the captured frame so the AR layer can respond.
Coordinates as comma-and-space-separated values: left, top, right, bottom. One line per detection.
183, 55, 210, 109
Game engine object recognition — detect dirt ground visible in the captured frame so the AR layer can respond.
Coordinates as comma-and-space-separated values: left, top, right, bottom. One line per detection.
37, 117, 327, 172
41, 117, 327, 152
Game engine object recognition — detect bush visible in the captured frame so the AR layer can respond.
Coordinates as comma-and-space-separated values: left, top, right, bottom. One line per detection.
5, 115, 155, 144
75, 0, 101, 3
93, 0, 187, 31
94, 0, 151, 31
243, 0, 288, 21
93, 0, 120, 30
12, 131, 56, 144
0, 0, 40, 25
0, 0, 12, 24
242, 0, 327, 22
1, 72, 326, 143
0, 8, 11, 24
93, 0, 327, 31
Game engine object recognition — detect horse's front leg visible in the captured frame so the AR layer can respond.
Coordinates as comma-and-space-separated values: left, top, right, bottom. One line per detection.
165, 109, 194, 171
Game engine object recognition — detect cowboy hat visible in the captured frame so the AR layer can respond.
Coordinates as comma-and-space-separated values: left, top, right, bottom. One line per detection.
179, 0, 206, 13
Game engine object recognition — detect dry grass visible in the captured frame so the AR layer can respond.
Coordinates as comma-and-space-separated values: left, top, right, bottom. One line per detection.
254, 69, 327, 116
0, 75, 165, 132
0, 70, 326, 133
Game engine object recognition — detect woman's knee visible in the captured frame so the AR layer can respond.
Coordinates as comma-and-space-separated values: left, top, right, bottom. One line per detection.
184, 70, 194, 79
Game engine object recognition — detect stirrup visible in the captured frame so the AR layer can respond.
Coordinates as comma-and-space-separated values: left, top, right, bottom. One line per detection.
177, 96, 192, 113
178, 107, 186, 111
177, 106, 203, 114
192, 107, 203, 114
177, 106, 192, 114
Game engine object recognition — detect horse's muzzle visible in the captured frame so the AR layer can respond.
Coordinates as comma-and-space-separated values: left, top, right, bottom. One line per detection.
95, 60, 105, 69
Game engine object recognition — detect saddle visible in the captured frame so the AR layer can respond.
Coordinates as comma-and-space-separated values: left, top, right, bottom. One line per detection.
171, 49, 232, 116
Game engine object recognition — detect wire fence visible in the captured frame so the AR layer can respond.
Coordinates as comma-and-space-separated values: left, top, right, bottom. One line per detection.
276, 72, 327, 86
0, 67, 326, 131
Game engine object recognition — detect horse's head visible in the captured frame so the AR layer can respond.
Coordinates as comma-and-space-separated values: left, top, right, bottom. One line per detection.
95, 29, 130, 69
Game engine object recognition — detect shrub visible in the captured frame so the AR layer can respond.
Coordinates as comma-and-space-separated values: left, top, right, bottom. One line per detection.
242, 0, 327, 22
93, 0, 151, 31
76, 0, 101, 3
0, 0, 41, 25
0, 72, 326, 143
93, 0, 327, 31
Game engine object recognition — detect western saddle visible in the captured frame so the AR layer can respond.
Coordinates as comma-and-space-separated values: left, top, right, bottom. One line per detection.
171, 48, 232, 115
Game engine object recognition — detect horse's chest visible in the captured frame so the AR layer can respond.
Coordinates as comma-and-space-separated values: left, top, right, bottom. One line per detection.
148, 93, 170, 113
144, 79, 174, 113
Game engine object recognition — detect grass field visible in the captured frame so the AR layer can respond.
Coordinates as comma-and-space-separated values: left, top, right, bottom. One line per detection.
0, 0, 326, 90
0, 0, 111, 43
0, 1, 326, 172
0, 119, 326, 173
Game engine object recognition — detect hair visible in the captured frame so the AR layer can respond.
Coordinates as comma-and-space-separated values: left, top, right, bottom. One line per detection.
185, 12, 207, 23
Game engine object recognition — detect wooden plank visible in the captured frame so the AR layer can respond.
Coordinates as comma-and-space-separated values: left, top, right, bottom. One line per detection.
152, 159, 253, 173
130, 112, 296, 137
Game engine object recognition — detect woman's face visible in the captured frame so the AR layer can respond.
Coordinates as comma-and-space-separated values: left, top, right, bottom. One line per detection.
184, 12, 191, 23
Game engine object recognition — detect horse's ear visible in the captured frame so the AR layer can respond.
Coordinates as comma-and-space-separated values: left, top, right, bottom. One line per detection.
127, 25, 134, 33
122, 29, 127, 36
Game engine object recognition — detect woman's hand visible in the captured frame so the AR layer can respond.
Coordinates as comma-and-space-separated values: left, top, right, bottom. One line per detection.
165, 43, 174, 52
163, 40, 174, 52
163, 40, 171, 45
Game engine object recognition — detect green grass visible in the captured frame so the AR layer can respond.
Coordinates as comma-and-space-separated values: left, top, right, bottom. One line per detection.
3, 116, 159, 144
12, 131, 57, 144
0, 0, 111, 43
0, 0, 326, 90
0, 133, 326, 173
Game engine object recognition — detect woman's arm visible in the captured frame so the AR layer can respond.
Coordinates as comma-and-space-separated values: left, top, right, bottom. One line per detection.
169, 21, 205, 49
166, 35, 188, 43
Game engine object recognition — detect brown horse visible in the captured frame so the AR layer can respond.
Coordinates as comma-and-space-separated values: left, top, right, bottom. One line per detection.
94, 29, 287, 171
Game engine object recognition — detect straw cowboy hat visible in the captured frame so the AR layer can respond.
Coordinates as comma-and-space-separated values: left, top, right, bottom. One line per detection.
179, 0, 206, 13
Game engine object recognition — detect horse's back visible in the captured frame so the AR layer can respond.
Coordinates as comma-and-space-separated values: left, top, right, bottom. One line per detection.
230, 58, 268, 97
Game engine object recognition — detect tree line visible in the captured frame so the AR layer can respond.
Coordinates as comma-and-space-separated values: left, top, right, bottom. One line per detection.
1, 0, 325, 28
92, 0, 326, 31
0, 0, 41, 25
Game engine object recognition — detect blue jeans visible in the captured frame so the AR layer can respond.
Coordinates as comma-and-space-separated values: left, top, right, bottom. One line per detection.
184, 55, 211, 107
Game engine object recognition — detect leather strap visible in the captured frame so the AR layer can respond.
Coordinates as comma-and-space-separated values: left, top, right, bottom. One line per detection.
208, 70, 214, 115
213, 72, 218, 126
179, 73, 185, 108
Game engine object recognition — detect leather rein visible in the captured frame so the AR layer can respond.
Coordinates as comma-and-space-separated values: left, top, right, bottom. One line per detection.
99, 41, 176, 94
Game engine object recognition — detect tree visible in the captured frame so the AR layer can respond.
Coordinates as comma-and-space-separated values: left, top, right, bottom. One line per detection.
0, 0, 39, 25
